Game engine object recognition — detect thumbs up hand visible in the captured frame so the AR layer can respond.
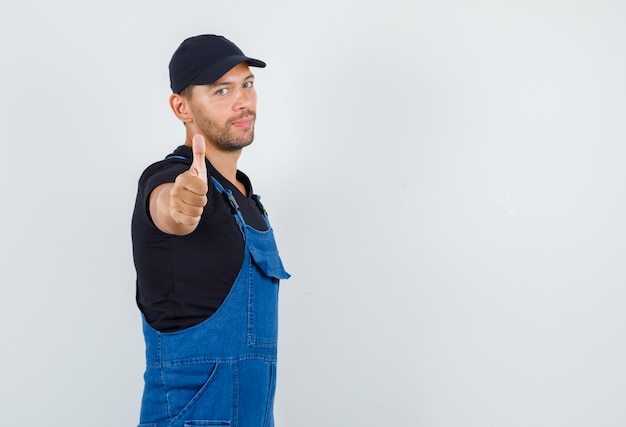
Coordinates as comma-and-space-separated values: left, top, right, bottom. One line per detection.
169, 134, 209, 227
187, 134, 208, 184
150, 134, 209, 235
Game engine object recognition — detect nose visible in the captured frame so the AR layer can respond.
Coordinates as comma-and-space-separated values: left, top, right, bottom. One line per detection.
233, 88, 252, 111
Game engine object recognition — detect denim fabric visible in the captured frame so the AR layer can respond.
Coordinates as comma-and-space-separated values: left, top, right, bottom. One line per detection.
138, 178, 289, 427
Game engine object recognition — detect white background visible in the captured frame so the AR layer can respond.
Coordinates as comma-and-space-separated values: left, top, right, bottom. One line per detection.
1, 0, 625, 426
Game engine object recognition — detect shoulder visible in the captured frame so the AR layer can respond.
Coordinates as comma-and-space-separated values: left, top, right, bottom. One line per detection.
138, 146, 192, 187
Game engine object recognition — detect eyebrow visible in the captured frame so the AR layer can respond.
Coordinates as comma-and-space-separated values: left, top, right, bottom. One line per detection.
211, 73, 255, 87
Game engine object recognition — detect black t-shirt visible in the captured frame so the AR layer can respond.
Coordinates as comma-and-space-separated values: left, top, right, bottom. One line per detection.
131, 145, 268, 332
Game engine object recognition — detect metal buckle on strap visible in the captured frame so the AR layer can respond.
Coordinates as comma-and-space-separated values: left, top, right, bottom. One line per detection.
223, 190, 240, 213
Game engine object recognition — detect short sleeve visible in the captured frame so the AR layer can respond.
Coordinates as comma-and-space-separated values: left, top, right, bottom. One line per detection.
135, 158, 190, 225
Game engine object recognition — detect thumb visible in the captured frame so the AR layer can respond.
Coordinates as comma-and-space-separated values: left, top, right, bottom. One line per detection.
190, 134, 207, 183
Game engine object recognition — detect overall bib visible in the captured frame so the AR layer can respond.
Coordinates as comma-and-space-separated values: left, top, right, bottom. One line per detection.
138, 177, 290, 427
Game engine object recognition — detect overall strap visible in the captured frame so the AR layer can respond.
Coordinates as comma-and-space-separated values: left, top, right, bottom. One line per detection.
252, 194, 271, 228
210, 176, 247, 238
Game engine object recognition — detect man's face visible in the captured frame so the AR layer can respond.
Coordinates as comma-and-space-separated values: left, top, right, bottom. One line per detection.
188, 62, 258, 152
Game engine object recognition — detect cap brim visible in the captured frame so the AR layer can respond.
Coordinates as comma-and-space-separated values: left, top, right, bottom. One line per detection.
186, 55, 266, 89
246, 58, 266, 68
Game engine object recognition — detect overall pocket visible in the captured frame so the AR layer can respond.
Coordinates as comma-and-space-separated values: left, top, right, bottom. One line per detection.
245, 226, 288, 348
164, 362, 234, 425
246, 262, 280, 348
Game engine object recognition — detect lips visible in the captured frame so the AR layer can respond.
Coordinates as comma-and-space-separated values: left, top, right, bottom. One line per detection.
232, 118, 253, 127
230, 113, 255, 128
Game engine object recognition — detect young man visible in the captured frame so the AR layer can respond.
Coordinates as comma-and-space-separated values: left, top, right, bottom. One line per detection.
131, 34, 290, 427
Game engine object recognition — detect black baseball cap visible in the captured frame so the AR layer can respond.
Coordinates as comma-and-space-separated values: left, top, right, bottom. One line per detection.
169, 34, 266, 94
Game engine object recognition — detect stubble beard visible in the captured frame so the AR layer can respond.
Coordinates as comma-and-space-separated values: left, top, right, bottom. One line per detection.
192, 106, 256, 153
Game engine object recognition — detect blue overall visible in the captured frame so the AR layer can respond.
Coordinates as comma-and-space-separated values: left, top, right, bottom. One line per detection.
138, 177, 290, 427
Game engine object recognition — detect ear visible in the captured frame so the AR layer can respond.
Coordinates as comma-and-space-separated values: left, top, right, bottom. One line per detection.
169, 93, 193, 123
